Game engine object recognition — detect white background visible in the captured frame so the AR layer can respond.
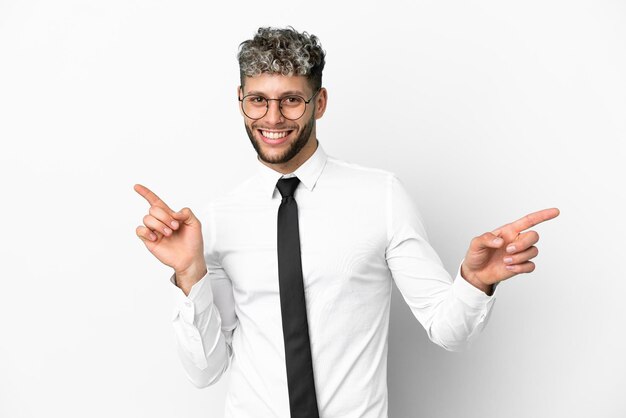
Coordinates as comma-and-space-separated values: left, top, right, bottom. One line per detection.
1, 0, 624, 417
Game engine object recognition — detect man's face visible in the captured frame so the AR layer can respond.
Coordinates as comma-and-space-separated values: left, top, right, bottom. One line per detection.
239, 74, 326, 166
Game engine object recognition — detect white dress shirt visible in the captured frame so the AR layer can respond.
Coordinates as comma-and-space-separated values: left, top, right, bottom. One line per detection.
170, 143, 497, 418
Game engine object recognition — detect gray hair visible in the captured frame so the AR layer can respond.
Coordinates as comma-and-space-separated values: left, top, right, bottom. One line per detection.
237, 27, 326, 91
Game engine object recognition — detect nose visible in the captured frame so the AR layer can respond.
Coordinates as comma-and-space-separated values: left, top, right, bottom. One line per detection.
263, 99, 285, 125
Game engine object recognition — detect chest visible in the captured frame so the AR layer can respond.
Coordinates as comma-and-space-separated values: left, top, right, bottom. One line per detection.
214, 192, 389, 300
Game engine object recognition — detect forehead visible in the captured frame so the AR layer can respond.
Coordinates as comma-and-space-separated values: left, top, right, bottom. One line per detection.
242, 73, 311, 95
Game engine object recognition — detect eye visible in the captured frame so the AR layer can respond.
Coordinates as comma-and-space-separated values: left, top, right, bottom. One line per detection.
245, 95, 267, 106
282, 96, 304, 106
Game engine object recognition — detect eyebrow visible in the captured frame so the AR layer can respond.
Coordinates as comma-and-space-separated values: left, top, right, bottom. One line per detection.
245, 90, 307, 97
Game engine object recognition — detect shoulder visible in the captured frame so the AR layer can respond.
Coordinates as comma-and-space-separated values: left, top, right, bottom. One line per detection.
324, 155, 420, 214
324, 155, 398, 186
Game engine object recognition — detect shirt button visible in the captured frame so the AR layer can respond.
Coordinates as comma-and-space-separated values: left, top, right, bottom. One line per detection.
185, 300, 192, 307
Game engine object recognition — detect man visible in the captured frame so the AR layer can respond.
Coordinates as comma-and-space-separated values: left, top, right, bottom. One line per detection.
135, 27, 559, 418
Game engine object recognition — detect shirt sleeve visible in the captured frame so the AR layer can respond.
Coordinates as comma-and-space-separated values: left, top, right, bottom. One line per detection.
170, 205, 238, 387
385, 174, 497, 352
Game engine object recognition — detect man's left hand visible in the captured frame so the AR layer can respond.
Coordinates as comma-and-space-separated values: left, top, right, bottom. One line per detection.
461, 208, 560, 295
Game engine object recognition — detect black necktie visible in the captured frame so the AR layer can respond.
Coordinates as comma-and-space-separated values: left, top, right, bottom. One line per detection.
276, 177, 320, 417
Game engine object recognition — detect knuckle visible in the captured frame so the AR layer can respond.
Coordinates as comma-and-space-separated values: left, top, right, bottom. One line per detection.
150, 206, 167, 220
475, 233, 489, 243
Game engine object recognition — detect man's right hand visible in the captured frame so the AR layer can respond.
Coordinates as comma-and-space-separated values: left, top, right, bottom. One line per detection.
134, 184, 206, 294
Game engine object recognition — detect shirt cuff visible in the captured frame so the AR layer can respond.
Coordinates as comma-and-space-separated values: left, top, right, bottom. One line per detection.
452, 265, 498, 309
170, 268, 213, 323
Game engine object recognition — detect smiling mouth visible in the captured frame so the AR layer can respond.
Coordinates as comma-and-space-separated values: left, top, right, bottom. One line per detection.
258, 129, 294, 140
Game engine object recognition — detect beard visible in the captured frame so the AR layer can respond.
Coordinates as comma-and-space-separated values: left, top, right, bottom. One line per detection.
244, 112, 315, 165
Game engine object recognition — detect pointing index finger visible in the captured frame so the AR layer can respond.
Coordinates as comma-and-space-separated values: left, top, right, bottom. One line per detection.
510, 208, 560, 232
134, 183, 173, 212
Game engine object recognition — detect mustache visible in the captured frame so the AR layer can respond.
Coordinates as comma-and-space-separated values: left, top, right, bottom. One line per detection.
251, 122, 298, 130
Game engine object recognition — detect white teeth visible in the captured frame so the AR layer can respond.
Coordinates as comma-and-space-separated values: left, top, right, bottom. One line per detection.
261, 130, 288, 139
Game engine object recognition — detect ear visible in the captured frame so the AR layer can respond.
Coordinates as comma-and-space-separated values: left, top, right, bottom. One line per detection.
314, 87, 328, 120
237, 85, 244, 116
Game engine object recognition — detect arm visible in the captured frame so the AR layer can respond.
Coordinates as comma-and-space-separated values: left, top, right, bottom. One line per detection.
134, 184, 238, 387
386, 175, 496, 352
171, 251, 238, 388
386, 176, 559, 351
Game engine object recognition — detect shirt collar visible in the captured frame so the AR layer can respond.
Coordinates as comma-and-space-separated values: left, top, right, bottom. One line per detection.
256, 141, 328, 199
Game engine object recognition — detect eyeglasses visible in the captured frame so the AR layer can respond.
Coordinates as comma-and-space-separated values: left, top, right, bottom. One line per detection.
238, 88, 320, 121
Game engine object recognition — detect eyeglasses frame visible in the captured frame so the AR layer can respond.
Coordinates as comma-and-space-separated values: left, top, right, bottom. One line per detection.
238, 88, 321, 121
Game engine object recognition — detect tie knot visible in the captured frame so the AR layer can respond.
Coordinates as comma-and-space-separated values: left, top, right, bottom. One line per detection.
276, 177, 300, 199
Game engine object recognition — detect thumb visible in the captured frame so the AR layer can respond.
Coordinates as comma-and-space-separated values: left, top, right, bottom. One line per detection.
471, 232, 505, 251
172, 207, 199, 226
